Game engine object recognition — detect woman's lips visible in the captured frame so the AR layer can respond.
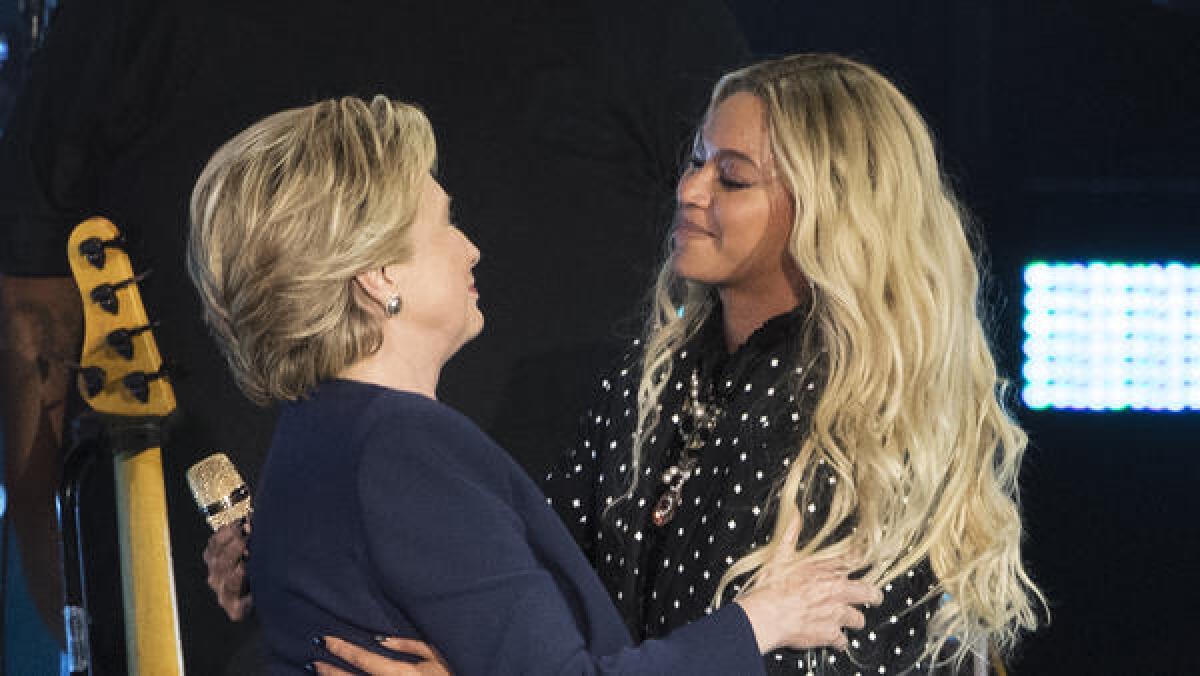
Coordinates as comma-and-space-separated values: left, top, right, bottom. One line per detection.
673, 218, 714, 239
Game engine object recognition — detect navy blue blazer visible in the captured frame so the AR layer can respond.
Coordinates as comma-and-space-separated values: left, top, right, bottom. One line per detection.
249, 379, 765, 675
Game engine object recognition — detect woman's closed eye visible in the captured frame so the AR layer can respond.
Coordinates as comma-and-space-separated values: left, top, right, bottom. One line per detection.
689, 154, 752, 190
718, 173, 751, 190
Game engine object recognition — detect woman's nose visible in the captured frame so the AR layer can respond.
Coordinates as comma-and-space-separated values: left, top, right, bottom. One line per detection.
463, 231, 481, 266
676, 165, 711, 209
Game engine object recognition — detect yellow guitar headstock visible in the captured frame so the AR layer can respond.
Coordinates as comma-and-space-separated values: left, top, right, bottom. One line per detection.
67, 217, 176, 417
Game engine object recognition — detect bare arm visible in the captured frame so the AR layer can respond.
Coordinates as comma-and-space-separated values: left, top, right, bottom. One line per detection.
0, 274, 82, 641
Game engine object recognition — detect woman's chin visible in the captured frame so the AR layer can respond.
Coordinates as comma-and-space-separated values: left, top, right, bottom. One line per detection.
671, 253, 721, 286
466, 311, 485, 340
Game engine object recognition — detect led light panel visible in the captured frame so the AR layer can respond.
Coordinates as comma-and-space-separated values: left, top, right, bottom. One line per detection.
1022, 262, 1200, 411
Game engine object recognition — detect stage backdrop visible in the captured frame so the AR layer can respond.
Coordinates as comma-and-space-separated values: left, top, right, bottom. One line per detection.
2, 1, 1197, 674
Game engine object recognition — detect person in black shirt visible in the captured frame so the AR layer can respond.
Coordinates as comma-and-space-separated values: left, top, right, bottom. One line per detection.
545, 53, 1045, 674
0, 1, 748, 673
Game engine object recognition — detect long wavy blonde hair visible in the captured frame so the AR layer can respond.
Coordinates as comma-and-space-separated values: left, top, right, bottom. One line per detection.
628, 54, 1043, 666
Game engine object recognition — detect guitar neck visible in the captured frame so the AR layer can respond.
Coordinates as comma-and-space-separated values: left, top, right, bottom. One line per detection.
113, 445, 184, 676
67, 217, 185, 675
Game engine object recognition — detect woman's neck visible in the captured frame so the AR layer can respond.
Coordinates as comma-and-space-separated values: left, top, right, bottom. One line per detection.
337, 331, 445, 399
717, 278, 807, 353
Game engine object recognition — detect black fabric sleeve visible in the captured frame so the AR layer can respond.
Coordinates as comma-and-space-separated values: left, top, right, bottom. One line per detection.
540, 347, 643, 564
541, 398, 605, 564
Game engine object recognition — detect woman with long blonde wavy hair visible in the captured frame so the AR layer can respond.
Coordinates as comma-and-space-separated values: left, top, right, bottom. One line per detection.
546, 53, 1044, 674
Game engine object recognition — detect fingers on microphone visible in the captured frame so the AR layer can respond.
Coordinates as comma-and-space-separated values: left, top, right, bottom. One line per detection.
217, 521, 240, 541
222, 568, 246, 596
204, 526, 232, 561
206, 524, 246, 565
221, 596, 245, 622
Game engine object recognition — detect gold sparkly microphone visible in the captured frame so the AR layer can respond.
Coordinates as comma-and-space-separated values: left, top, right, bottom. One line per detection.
186, 453, 252, 531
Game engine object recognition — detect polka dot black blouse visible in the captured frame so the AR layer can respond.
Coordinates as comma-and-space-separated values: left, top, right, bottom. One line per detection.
544, 308, 941, 675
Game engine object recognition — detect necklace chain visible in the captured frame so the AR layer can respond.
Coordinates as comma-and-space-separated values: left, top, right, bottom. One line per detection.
652, 368, 722, 527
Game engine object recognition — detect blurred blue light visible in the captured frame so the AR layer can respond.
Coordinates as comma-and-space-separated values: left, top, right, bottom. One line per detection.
1021, 261, 1200, 411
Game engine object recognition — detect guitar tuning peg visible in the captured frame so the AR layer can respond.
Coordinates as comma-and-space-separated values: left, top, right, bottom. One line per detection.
107, 328, 135, 359
106, 323, 158, 360
77, 366, 107, 398
78, 236, 125, 269
122, 367, 168, 404
90, 283, 119, 313
122, 372, 150, 403
88, 271, 149, 315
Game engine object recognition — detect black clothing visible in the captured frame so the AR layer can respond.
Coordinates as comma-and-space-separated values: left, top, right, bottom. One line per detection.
251, 380, 765, 675
545, 308, 940, 675
0, 1, 748, 672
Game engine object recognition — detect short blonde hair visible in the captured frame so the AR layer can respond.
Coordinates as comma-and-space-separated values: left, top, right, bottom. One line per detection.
187, 96, 436, 404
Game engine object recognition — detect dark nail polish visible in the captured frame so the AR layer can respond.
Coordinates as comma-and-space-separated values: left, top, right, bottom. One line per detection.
311, 635, 325, 649
373, 634, 388, 644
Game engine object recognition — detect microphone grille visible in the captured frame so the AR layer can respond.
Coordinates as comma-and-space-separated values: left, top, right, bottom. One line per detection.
186, 452, 252, 531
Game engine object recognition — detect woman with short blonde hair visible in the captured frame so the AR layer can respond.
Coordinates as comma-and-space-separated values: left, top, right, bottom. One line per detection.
188, 96, 435, 405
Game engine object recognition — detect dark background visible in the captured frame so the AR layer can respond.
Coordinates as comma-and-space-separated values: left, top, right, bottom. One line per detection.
3, 1, 1198, 673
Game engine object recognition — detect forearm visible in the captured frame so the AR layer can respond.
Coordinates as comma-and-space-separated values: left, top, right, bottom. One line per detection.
0, 275, 82, 640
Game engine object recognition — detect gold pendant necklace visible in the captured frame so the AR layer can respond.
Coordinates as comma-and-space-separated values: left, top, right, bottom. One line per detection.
652, 368, 722, 527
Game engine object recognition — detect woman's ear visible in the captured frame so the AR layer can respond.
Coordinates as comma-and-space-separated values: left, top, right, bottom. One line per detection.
357, 264, 405, 303
355, 265, 404, 317
355, 267, 390, 307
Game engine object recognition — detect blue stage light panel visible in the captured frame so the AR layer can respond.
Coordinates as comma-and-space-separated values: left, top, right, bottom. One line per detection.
1022, 262, 1200, 411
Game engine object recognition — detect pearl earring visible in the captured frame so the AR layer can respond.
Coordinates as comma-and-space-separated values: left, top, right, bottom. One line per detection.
384, 295, 402, 317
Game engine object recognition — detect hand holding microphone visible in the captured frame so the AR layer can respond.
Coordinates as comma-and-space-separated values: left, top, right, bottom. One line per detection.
187, 453, 254, 621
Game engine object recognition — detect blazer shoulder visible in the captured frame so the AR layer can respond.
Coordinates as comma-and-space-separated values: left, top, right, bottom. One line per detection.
358, 390, 507, 479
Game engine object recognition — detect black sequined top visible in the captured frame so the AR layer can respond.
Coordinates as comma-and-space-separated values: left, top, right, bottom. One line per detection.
544, 308, 941, 675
